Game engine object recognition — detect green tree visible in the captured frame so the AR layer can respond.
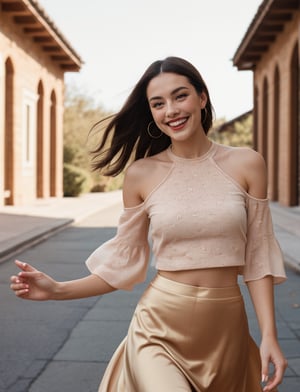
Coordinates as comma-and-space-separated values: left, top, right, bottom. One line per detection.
209, 112, 253, 148
63, 84, 123, 195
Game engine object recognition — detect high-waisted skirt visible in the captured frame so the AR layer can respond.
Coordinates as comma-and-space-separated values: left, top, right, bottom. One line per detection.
99, 274, 262, 391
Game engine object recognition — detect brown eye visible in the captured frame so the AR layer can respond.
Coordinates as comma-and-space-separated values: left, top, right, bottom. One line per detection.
152, 102, 163, 109
176, 93, 188, 100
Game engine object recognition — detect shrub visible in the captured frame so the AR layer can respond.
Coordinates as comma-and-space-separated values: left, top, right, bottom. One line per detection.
90, 183, 106, 193
90, 173, 124, 193
105, 173, 124, 191
63, 163, 92, 197
64, 145, 77, 164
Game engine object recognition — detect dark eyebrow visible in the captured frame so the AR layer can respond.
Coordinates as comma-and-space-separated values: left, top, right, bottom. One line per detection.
149, 86, 189, 102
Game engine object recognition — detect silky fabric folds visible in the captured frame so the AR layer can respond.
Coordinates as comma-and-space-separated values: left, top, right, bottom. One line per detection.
86, 141, 286, 290
98, 274, 262, 392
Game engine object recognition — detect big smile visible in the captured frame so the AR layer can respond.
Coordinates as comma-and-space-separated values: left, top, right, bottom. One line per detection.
167, 117, 188, 130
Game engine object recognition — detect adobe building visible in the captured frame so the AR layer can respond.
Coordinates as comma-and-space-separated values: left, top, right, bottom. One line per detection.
0, 0, 82, 206
233, 0, 299, 206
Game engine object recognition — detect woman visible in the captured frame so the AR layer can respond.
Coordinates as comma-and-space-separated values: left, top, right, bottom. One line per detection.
10, 57, 287, 392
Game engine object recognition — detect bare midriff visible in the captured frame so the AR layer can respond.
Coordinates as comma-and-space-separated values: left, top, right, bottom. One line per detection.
158, 266, 239, 288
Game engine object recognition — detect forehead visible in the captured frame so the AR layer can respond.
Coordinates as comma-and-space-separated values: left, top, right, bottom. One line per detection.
146, 72, 191, 99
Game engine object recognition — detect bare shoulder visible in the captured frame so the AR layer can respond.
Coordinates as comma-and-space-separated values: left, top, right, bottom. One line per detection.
125, 156, 155, 181
216, 143, 267, 198
123, 149, 171, 207
229, 145, 265, 171
125, 150, 169, 184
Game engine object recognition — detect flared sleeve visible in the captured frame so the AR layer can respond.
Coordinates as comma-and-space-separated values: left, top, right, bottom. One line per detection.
242, 197, 286, 284
85, 204, 150, 290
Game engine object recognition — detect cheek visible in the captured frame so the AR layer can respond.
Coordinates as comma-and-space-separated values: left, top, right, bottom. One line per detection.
151, 110, 164, 124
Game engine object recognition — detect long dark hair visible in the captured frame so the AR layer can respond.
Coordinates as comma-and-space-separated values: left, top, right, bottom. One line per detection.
90, 56, 214, 176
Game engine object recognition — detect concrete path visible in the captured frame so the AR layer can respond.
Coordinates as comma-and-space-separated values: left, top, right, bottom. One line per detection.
0, 191, 299, 391
0, 191, 122, 263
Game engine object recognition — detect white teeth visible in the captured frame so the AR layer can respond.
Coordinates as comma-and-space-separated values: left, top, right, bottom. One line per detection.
169, 118, 187, 127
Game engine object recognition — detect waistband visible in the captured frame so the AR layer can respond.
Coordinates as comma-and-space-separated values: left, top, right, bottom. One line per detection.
151, 273, 241, 299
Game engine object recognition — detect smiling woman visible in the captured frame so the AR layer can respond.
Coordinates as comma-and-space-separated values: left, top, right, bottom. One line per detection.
10, 57, 287, 392
146, 73, 208, 150
90, 57, 214, 176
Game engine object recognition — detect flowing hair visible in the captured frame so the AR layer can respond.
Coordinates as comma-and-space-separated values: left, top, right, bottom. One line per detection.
90, 56, 214, 176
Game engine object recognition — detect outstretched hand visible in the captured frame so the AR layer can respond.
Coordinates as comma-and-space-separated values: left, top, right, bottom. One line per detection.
10, 260, 58, 301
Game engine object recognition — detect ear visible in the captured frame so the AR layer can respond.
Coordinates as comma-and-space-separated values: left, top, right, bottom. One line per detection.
199, 92, 207, 109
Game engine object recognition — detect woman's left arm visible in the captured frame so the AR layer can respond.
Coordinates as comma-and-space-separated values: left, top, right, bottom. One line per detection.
247, 277, 287, 391
242, 148, 287, 391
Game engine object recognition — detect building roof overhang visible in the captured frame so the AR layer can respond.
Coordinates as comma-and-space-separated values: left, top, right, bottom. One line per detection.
233, 0, 299, 71
215, 110, 253, 134
1, 0, 83, 71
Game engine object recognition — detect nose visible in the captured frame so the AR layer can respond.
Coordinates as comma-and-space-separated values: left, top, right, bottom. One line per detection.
165, 101, 179, 118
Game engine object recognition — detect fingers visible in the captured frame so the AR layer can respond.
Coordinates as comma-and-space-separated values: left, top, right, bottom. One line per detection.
10, 261, 40, 298
10, 275, 29, 297
18, 270, 42, 280
15, 259, 36, 272
261, 357, 269, 387
260, 337, 288, 392
14, 260, 42, 280
262, 360, 288, 392
263, 376, 278, 392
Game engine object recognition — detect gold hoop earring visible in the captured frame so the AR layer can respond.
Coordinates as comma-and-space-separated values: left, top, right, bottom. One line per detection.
201, 107, 208, 124
147, 121, 163, 139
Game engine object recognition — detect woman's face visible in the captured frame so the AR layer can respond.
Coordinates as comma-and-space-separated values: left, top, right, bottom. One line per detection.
146, 72, 207, 142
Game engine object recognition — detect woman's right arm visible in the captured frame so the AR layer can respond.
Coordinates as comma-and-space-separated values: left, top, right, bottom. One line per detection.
10, 163, 148, 301
10, 260, 116, 301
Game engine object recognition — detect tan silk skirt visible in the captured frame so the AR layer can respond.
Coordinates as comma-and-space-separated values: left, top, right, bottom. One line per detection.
99, 274, 262, 391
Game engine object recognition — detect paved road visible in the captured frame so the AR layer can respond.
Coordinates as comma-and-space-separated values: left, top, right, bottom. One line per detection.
1, 203, 123, 392
0, 202, 300, 391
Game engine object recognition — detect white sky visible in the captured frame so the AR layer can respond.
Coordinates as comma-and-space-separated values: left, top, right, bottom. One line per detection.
38, 0, 263, 120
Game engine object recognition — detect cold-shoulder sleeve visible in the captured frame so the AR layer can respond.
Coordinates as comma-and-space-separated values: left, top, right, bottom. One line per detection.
241, 197, 286, 284
85, 205, 150, 290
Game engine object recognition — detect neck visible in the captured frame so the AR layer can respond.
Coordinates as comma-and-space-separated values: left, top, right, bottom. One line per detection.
170, 138, 212, 159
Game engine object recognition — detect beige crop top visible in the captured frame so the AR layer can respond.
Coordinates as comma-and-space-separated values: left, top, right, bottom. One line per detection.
86, 142, 286, 290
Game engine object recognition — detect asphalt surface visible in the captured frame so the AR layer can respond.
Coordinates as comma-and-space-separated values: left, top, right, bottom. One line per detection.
0, 191, 299, 391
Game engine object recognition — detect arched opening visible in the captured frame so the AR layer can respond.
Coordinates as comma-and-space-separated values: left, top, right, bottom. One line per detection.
290, 43, 299, 206
262, 77, 269, 164
4, 58, 14, 205
272, 66, 280, 201
36, 81, 44, 197
50, 90, 57, 196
